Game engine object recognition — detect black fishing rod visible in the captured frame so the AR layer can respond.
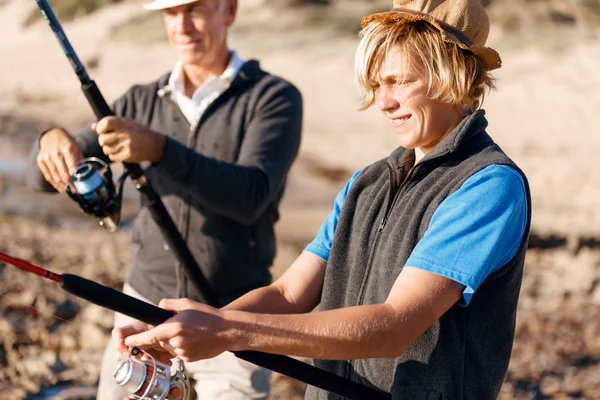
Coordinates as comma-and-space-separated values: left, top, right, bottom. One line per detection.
0, 252, 390, 399
30, 1, 392, 398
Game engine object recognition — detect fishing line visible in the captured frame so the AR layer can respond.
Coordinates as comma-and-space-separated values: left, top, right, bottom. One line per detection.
0, 260, 78, 327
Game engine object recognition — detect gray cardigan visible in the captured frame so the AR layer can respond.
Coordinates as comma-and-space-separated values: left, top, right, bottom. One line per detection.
27, 60, 303, 306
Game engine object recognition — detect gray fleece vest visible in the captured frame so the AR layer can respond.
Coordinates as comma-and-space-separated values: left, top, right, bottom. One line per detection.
305, 111, 531, 400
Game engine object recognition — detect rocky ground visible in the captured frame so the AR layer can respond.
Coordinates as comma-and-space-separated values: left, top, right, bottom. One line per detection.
2, 169, 599, 400
1, 0, 599, 399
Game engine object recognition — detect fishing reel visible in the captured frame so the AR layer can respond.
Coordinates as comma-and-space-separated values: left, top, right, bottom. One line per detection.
114, 347, 189, 400
65, 157, 127, 232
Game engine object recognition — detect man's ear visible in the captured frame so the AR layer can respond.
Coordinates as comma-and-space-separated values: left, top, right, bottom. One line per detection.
223, 0, 237, 27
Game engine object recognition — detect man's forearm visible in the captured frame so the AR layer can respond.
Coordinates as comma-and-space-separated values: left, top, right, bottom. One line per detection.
223, 304, 417, 360
157, 140, 273, 224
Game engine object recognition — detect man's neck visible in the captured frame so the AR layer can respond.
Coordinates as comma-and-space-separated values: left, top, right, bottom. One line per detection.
182, 49, 231, 98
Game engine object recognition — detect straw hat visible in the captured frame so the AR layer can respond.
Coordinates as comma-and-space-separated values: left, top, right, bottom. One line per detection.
143, 0, 199, 10
362, 0, 501, 70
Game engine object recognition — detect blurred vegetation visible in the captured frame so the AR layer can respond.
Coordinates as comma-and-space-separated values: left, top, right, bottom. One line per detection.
20, 0, 600, 46
18, 0, 600, 28
269, 0, 330, 5
23, 0, 124, 27
109, 10, 167, 44
484, 0, 600, 52
486, 0, 600, 31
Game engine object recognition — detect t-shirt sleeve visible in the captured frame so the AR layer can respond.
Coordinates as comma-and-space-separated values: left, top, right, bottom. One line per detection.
304, 170, 362, 262
405, 165, 528, 307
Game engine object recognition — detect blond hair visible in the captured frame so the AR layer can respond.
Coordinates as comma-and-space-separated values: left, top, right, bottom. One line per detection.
355, 20, 495, 112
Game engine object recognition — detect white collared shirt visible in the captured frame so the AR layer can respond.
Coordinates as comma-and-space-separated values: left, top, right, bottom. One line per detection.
167, 51, 245, 126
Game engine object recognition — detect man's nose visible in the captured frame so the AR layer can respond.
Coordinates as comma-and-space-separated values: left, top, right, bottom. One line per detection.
173, 12, 193, 33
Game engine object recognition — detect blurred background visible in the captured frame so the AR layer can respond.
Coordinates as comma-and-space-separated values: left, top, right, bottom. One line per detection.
0, 0, 599, 398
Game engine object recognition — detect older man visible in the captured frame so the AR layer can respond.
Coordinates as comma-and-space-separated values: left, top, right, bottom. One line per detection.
26, 0, 303, 398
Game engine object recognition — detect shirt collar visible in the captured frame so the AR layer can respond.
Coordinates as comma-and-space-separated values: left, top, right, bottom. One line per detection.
167, 51, 245, 99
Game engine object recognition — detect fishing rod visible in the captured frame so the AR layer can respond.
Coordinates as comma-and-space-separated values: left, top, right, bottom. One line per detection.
0, 251, 390, 399
24, 3, 394, 398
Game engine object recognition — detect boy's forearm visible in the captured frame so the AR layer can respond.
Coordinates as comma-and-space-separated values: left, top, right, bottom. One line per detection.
222, 304, 415, 360
223, 252, 326, 315
222, 284, 304, 315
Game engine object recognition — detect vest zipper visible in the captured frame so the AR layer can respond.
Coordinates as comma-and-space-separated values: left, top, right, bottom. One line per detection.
344, 155, 415, 382
358, 163, 408, 304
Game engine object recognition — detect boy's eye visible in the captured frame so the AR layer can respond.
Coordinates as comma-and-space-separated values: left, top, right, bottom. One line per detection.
396, 79, 414, 87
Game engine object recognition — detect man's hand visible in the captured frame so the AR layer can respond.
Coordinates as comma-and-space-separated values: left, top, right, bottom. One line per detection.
118, 299, 234, 363
37, 128, 83, 193
93, 116, 166, 163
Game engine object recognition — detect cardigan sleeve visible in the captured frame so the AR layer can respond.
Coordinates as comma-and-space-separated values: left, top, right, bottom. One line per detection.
155, 79, 303, 225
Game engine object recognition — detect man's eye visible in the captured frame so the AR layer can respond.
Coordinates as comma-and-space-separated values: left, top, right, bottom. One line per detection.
189, 6, 208, 16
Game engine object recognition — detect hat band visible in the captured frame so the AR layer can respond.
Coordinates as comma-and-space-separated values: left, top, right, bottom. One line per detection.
391, 7, 473, 47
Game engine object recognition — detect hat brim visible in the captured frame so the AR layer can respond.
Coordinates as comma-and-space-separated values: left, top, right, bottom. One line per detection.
143, 0, 199, 10
362, 11, 502, 71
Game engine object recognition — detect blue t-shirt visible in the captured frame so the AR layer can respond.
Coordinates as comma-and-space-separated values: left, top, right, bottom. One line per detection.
304, 165, 528, 306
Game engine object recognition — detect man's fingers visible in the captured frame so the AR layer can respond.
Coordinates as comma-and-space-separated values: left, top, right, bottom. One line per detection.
97, 132, 120, 147
51, 152, 73, 184
62, 145, 83, 176
101, 144, 120, 157
107, 149, 130, 163
95, 116, 121, 134
41, 157, 60, 185
41, 155, 65, 188
37, 159, 62, 192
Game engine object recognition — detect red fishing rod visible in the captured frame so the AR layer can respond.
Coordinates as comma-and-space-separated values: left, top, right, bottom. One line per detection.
0, 251, 172, 324
0, 251, 392, 399
0, 252, 61, 283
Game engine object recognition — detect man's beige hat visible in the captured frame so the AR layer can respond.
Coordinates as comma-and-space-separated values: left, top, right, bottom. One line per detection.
362, 0, 501, 70
143, 0, 199, 10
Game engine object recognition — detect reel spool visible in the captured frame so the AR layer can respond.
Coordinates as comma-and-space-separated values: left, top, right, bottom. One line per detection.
114, 347, 189, 400
66, 157, 126, 232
